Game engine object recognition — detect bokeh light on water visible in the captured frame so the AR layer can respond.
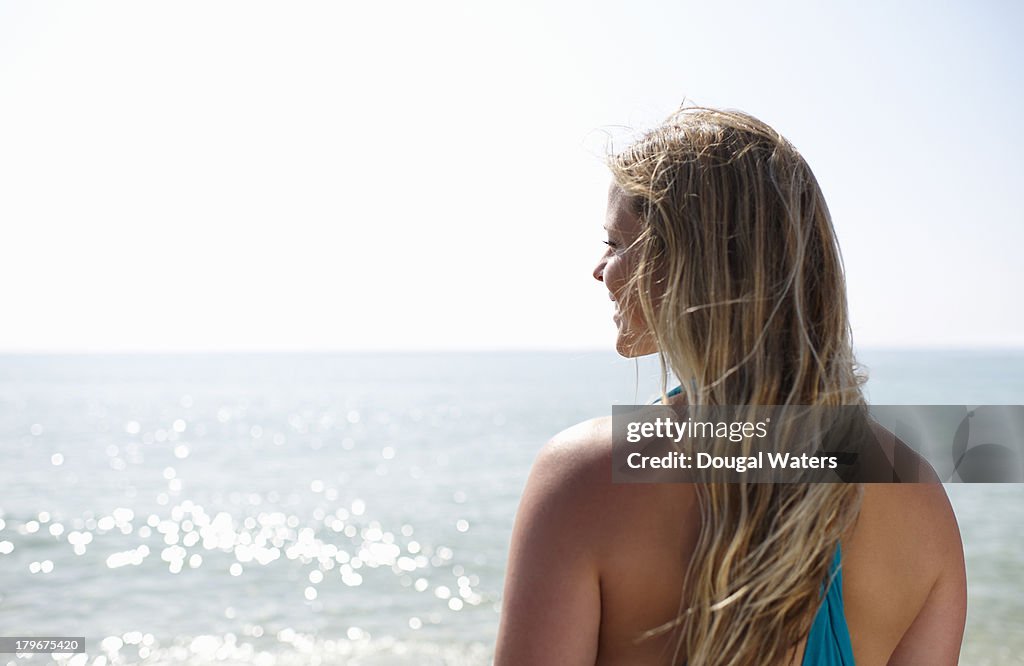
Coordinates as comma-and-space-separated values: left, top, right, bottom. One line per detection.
0, 352, 639, 665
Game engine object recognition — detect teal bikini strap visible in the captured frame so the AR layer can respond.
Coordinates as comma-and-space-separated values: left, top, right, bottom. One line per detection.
802, 544, 855, 665
652, 385, 684, 404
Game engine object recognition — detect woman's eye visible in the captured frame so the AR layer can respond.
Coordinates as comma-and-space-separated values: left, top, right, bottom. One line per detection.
603, 240, 618, 250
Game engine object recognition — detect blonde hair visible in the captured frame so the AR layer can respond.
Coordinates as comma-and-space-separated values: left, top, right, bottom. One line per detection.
608, 107, 865, 665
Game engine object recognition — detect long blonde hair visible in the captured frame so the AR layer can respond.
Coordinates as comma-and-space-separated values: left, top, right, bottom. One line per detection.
608, 107, 865, 665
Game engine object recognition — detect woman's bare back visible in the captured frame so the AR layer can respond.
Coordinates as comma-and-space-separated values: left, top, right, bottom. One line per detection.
495, 417, 967, 665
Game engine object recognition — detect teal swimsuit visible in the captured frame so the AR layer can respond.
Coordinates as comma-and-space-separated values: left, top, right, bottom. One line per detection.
657, 387, 855, 664
802, 545, 855, 665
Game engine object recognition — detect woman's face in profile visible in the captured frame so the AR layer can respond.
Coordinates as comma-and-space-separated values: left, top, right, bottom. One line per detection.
593, 183, 658, 358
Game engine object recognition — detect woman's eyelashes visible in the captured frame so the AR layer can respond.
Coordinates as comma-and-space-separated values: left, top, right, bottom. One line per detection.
604, 239, 626, 255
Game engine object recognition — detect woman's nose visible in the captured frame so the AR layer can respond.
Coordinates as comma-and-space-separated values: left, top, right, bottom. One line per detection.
592, 258, 605, 283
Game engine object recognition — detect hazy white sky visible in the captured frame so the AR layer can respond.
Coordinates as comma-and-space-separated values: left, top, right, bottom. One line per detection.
1, 0, 1021, 352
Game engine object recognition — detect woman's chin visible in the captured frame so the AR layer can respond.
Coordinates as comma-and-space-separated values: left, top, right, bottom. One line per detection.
615, 332, 657, 358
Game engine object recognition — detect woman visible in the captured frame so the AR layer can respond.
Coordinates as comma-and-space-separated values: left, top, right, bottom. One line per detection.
494, 107, 967, 665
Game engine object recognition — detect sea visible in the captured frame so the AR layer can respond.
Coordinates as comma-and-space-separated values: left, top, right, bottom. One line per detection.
0, 350, 1022, 665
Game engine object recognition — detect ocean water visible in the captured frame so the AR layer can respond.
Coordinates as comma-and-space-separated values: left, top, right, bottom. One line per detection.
0, 350, 1021, 665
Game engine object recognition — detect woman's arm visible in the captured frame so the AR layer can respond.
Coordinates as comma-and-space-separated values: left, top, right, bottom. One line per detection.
494, 423, 606, 665
885, 485, 968, 665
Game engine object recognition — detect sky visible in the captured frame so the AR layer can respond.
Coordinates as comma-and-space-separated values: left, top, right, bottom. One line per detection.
1, 0, 1021, 352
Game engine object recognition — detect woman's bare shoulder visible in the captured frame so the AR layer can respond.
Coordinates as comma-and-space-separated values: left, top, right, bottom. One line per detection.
856, 481, 963, 562
527, 416, 694, 534
495, 419, 614, 664
523, 416, 611, 482
537, 417, 614, 471
845, 482, 967, 665
518, 418, 618, 524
